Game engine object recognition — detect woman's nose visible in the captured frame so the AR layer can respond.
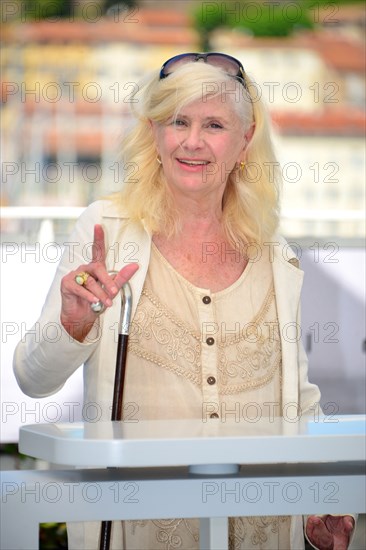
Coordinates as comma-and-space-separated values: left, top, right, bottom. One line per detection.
181, 126, 204, 150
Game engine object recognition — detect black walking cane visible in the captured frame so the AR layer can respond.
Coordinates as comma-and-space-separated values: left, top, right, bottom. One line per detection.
98, 279, 133, 550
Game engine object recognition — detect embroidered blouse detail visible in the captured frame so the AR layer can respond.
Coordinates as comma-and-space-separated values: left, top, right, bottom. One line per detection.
127, 243, 281, 397
129, 287, 202, 385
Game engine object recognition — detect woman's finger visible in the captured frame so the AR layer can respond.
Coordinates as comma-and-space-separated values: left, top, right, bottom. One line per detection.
79, 271, 113, 307
92, 224, 106, 264
85, 263, 139, 308
113, 263, 139, 288
72, 263, 117, 301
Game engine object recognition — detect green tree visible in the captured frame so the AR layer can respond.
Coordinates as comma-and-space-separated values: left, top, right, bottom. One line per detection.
21, 0, 74, 19
193, 0, 365, 50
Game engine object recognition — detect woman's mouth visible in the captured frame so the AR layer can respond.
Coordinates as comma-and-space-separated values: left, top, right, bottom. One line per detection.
177, 159, 210, 167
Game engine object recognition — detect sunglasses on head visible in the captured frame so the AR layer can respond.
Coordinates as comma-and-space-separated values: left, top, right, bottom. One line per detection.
159, 52, 247, 89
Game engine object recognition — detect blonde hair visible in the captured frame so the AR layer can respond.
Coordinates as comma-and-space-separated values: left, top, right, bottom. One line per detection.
114, 60, 281, 246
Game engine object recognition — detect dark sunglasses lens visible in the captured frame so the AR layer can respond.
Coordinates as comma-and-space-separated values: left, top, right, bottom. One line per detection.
206, 54, 242, 76
160, 53, 246, 88
162, 54, 197, 77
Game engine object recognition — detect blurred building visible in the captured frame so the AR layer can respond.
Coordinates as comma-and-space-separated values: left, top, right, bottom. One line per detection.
1, 2, 365, 242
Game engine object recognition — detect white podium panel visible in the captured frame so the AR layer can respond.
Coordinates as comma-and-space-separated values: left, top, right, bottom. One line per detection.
19, 415, 366, 467
1, 416, 365, 550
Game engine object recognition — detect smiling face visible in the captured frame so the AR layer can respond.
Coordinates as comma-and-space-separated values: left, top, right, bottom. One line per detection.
151, 94, 250, 206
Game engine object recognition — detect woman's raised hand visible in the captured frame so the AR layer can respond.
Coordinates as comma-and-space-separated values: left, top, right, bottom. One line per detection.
60, 224, 139, 342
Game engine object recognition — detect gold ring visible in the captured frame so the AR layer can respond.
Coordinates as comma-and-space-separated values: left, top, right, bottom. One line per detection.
75, 271, 89, 286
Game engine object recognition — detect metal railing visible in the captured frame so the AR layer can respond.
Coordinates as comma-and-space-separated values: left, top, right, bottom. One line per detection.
1, 206, 364, 244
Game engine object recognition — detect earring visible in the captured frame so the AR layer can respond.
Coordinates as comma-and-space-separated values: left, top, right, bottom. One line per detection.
156, 156, 162, 165
240, 161, 245, 175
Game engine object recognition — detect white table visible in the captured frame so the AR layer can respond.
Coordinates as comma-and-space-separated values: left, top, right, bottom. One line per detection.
1, 415, 365, 549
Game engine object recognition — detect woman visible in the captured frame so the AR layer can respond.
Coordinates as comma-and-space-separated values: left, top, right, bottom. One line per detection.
13, 53, 355, 549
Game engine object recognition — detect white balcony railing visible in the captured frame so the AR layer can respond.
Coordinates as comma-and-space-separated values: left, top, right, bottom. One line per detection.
1, 206, 364, 243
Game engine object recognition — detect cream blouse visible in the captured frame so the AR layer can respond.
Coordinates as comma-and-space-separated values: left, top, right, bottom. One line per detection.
117, 243, 291, 550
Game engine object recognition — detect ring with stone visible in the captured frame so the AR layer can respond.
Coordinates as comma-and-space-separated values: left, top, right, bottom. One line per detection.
75, 271, 89, 286
90, 301, 104, 314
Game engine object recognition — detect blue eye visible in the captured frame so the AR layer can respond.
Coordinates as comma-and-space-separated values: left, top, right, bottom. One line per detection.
210, 122, 223, 129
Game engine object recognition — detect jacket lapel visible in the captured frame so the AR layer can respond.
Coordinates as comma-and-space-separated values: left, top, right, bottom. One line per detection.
273, 239, 304, 406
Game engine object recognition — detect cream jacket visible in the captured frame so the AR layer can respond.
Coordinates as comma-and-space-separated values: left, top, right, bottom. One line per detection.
14, 199, 326, 549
